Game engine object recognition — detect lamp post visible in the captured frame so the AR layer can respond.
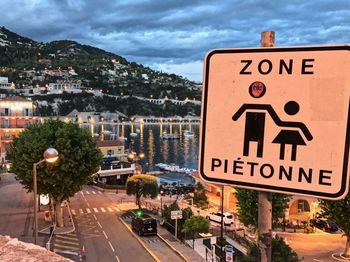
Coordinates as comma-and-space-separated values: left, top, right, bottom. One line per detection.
33, 148, 59, 245
128, 151, 144, 174
158, 190, 164, 216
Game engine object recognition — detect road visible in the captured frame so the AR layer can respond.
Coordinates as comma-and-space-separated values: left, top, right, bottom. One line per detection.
66, 186, 154, 262
277, 231, 347, 262
0, 173, 36, 244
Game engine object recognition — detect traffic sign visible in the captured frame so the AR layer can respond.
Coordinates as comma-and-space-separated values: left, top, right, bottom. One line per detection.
199, 46, 350, 199
171, 210, 183, 219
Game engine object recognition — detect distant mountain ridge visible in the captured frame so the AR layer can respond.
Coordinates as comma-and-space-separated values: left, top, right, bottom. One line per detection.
0, 26, 201, 117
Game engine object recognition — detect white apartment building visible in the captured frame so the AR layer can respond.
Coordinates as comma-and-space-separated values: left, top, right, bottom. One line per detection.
0, 77, 14, 90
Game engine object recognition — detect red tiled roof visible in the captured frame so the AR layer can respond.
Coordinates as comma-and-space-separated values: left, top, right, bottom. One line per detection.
96, 140, 123, 147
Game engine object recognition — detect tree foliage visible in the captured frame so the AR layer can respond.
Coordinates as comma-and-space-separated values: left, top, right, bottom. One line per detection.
320, 194, 350, 256
235, 188, 291, 227
9, 119, 102, 226
238, 236, 299, 262
182, 216, 210, 247
193, 182, 209, 208
162, 201, 193, 239
126, 174, 158, 209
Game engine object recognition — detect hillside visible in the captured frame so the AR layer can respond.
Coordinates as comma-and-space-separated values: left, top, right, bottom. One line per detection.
0, 26, 201, 104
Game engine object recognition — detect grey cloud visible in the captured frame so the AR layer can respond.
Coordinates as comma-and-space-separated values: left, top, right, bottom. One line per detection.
0, 0, 350, 80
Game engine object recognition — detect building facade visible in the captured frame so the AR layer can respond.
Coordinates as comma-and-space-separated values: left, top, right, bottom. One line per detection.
0, 96, 35, 161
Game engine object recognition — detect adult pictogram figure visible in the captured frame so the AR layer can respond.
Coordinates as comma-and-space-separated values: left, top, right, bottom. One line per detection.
232, 82, 313, 159
272, 101, 313, 161
232, 81, 268, 158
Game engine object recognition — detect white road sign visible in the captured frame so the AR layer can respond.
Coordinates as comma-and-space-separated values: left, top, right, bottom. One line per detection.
171, 210, 183, 219
199, 46, 350, 199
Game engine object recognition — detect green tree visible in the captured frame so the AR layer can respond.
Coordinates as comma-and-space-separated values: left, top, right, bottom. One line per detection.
9, 119, 102, 227
182, 216, 210, 248
320, 194, 350, 256
162, 201, 193, 238
238, 236, 299, 262
126, 174, 158, 209
193, 182, 209, 209
235, 188, 291, 228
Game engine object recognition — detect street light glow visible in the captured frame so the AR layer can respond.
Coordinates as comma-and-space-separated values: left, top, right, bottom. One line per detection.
43, 148, 59, 163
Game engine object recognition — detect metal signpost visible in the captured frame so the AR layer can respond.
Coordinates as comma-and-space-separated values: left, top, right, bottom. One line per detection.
171, 210, 182, 240
225, 245, 234, 262
199, 45, 350, 200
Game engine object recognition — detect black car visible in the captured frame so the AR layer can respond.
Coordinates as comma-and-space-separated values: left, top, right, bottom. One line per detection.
131, 214, 157, 236
311, 219, 339, 233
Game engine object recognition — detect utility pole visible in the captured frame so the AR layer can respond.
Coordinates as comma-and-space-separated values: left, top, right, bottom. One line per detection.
220, 185, 224, 262
258, 31, 275, 262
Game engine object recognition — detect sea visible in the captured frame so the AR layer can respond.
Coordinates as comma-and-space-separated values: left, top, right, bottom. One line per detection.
87, 123, 200, 185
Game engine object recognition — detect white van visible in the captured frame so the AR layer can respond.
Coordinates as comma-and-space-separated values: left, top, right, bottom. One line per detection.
206, 212, 234, 226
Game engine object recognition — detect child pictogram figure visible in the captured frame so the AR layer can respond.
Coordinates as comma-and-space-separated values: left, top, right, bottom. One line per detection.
272, 101, 312, 161
232, 82, 313, 160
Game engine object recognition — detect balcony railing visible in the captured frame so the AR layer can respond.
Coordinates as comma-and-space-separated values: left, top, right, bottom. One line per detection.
0, 113, 33, 117
96, 161, 135, 177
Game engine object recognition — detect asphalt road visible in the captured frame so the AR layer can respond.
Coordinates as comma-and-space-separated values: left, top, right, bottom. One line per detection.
0, 173, 37, 244
277, 230, 346, 262
67, 186, 154, 262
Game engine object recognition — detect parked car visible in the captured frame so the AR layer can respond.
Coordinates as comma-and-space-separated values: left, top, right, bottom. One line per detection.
206, 212, 234, 226
131, 214, 157, 236
311, 218, 339, 233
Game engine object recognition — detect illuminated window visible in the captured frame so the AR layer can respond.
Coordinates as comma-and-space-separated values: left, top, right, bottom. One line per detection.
297, 200, 310, 213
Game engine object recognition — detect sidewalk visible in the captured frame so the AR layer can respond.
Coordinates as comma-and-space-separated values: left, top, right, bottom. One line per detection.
38, 201, 75, 235
116, 200, 205, 262
157, 225, 205, 262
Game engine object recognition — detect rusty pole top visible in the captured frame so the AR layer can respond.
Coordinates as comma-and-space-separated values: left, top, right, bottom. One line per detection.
260, 31, 275, 47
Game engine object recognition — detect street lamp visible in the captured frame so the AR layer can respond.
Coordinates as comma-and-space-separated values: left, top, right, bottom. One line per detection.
128, 151, 144, 174
33, 148, 59, 244
158, 190, 164, 216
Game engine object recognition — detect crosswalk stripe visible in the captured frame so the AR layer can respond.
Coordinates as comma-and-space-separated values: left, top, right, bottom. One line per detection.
93, 208, 99, 213
56, 235, 78, 241
101, 208, 106, 213
86, 208, 91, 213
98, 191, 102, 194
79, 209, 84, 214
107, 207, 113, 212
92, 191, 96, 194
85, 191, 90, 194
71, 209, 76, 215
114, 207, 121, 211
54, 242, 79, 249
55, 239, 80, 246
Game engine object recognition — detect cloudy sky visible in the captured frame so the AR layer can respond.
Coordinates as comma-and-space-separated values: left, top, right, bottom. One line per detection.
1, 0, 350, 81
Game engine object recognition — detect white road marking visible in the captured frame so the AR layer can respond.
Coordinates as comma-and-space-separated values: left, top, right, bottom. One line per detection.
79, 209, 84, 214
313, 259, 324, 262
92, 191, 96, 194
85, 191, 90, 194
108, 241, 115, 252
71, 209, 76, 215
93, 208, 99, 213
93, 214, 98, 220
103, 230, 108, 239
80, 192, 84, 196
86, 208, 91, 213
101, 208, 106, 213
114, 207, 121, 211
115, 255, 121, 262
97, 222, 102, 228
98, 191, 102, 194
316, 242, 328, 246
107, 207, 113, 212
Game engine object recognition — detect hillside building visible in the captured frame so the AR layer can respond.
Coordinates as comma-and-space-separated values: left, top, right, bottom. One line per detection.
0, 96, 35, 161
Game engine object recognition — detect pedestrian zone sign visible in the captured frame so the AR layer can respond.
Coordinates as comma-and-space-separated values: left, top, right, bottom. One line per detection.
199, 46, 350, 199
